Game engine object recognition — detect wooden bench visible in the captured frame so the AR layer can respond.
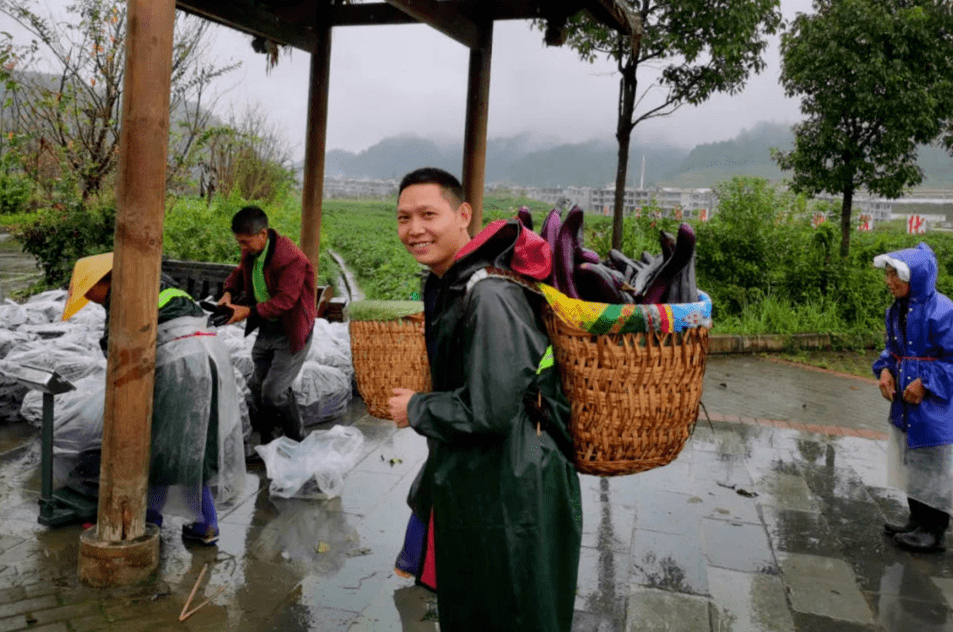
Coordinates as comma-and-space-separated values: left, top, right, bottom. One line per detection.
161, 259, 346, 323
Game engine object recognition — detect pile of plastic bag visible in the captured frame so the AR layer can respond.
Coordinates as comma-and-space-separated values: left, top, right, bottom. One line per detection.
0, 290, 356, 460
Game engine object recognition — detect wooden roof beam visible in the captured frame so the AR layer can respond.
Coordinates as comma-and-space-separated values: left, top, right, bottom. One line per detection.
176, 0, 316, 52
381, 0, 482, 48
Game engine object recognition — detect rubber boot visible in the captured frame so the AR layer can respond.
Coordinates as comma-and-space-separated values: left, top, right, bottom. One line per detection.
894, 502, 948, 553
884, 497, 921, 536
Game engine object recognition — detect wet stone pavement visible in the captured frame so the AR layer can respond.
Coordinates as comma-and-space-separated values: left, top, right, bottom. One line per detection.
2, 355, 953, 630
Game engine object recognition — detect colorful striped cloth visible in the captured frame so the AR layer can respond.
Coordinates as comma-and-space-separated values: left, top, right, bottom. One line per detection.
539, 284, 712, 334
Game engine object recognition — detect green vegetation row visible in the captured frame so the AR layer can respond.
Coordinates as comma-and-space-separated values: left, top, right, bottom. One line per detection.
6, 177, 953, 350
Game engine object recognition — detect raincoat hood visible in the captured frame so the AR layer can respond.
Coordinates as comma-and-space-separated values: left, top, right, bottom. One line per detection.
453, 219, 552, 282
874, 242, 937, 302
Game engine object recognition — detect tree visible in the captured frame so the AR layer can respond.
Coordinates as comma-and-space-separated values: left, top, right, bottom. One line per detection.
773, 0, 953, 258
551, 0, 783, 249
0, 0, 238, 203
201, 104, 296, 205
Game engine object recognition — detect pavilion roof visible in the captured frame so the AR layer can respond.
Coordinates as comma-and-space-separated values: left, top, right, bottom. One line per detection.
175, 0, 640, 53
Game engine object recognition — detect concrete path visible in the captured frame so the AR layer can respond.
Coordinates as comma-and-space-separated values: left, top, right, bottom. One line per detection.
0, 355, 949, 632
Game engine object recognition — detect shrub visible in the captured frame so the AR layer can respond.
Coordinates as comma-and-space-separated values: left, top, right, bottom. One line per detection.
12, 195, 116, 287
0, 153, 31, 215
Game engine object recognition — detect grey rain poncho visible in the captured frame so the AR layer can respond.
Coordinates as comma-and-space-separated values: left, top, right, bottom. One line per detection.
151, 315, 246, 520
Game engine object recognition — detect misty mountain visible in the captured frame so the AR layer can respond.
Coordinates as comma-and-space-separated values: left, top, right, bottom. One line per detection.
679, 122, 794, 171
325, 133, 690, 188
323, 121, 953, 190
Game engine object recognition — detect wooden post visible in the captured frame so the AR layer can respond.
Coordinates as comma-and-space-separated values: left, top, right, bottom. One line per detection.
461, 21, 492, 235
79, 0, 172, 586
300, 20, 332, 279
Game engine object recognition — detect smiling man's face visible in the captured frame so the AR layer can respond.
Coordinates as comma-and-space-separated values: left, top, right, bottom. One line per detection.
397, 183, 471, 277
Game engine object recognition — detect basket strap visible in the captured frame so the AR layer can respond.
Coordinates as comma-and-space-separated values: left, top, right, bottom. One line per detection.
465, 266, 542, 297
465, 268, 571, 460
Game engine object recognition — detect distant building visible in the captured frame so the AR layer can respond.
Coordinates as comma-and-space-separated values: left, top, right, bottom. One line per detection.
517, 185, 718, 218
814, 194, 893, 221
323, 177, 398, 199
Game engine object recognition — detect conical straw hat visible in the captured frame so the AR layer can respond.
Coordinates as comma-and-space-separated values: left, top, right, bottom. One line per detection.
62, 252, 113, 321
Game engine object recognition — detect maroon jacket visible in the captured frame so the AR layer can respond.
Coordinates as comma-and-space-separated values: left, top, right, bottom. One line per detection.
224, 229, 316, 353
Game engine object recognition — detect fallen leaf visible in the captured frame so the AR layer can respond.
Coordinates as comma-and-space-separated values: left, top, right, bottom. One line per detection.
317, 541, 330, 553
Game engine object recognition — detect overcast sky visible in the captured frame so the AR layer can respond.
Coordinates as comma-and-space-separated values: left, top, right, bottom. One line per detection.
8, 0, 815, 159
208, 0, 815, 160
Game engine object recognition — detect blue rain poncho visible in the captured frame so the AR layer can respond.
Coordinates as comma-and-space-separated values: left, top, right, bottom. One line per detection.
874, 242, 953, 513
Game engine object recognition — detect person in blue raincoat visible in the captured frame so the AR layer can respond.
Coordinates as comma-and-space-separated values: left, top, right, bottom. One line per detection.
873, 242, 953, 552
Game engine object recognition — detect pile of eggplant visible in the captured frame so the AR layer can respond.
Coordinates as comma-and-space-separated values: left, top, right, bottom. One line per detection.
518, 205, 698, 305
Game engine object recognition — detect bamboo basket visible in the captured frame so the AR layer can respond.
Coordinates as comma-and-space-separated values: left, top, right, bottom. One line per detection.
543, 307, 709, 476
349, 313, 431, 420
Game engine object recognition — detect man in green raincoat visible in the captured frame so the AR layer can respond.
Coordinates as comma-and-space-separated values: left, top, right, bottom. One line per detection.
388, 168, 582, 631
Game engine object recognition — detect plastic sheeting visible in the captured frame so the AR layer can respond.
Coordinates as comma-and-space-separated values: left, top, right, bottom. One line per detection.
0, 330, 37, 360
1, 340, 106, 385
308, 320, 354, 382
220, 318, 354, 425
255, 425, 364, 499
151, 316, 246, 517
0, 288, 359, 498
295, 361, 352, 426
21, 374, 105, 456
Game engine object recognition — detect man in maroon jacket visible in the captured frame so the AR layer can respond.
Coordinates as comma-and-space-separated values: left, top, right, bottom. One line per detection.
219, 205, 316, 450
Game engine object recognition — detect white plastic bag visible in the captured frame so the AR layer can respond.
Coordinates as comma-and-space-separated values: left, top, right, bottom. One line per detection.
255, 425, 364, 499
308, 320, 353, 381
294, 361, 352, 425
20, 374, 105, 456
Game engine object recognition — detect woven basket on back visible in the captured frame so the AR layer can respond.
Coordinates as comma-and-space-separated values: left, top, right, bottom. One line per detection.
349, 314, 431, 420
543, 307, 709, 476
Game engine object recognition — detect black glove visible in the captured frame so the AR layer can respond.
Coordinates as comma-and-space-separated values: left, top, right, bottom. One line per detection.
199, 301, 233, 327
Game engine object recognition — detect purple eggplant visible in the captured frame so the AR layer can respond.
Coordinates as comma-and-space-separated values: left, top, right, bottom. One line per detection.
517, 206, 533, 232
578, 248, 601, 265
659, 230, 676, 259
643, 223, 697, 304
539, 208, 562, 284
576, 262, 632, 304
630, 255, 664, 302
608, 249, 640, 283
554, 207, 584, 299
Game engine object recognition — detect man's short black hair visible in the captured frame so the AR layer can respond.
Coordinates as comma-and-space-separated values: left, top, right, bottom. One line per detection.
232, 205, 269, 235
399, 168, 465, 208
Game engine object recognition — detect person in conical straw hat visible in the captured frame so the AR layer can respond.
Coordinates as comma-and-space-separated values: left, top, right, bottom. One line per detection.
62, 252, 246, 546
61, 252, 114, 322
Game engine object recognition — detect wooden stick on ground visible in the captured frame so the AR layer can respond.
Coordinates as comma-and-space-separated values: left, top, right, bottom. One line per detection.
179, 563, 208, 621
180, 584, 227, 621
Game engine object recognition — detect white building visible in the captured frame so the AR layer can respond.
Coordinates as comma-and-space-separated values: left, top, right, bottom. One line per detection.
323, 178, 398, 199
521, 185, 717, 218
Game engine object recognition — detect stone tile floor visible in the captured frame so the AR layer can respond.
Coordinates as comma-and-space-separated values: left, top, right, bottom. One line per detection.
0, 356, 951, 631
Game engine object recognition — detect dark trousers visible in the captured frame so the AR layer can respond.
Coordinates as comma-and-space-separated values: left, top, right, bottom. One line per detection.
249, 326, 312, 443
909, 497, 950, 536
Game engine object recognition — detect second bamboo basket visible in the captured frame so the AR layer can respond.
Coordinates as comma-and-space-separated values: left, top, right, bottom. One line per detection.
349, 313, 431, 420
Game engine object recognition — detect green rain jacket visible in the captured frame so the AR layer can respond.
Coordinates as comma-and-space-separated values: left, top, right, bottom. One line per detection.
407, 219, 582, 632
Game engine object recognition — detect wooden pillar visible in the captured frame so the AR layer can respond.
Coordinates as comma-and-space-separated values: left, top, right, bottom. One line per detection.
300, 21, 332, 279
461, 21, 492, 235
79, 0, 173, 585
